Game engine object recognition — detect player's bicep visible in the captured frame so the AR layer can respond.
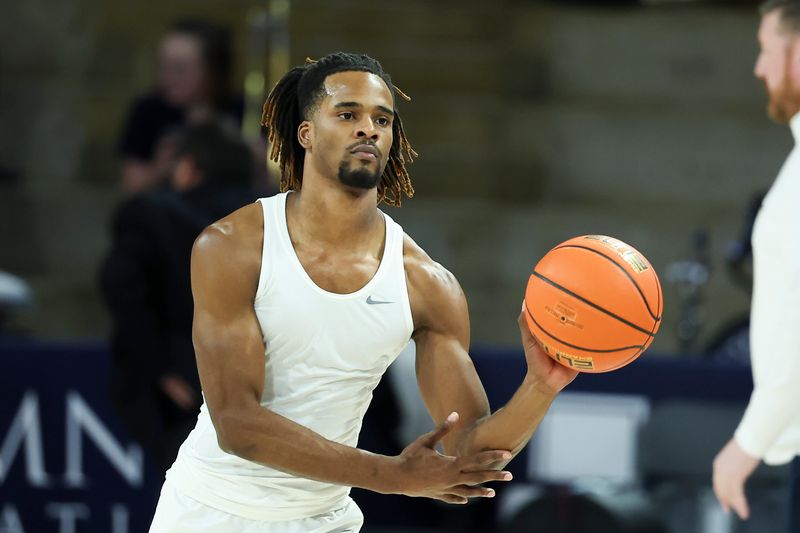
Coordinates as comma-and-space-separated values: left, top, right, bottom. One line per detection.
192, 301, 265, 410
190, 226, 265, 445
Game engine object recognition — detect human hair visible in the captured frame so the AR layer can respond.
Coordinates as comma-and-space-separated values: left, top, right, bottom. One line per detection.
168, 18, 233, 110
761, 0, 800, 34
261, 52, 417, 206
176, 121, 252, 186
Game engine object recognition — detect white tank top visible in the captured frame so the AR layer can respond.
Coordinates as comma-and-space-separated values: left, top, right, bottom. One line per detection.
167, 192, 414, 521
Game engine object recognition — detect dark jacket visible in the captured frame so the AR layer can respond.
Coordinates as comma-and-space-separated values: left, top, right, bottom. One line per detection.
99, 184, 255, 445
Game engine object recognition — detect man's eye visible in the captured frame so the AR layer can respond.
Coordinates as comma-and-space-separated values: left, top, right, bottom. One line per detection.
340, 112, 354, 120
376, 117, 390, 126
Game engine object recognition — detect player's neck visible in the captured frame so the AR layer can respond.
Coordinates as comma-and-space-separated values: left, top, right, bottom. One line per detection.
288, 180, 382, 246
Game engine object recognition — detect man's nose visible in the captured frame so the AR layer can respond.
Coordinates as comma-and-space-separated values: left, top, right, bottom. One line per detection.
754, 55, 764, 79
356, 118, 379, 140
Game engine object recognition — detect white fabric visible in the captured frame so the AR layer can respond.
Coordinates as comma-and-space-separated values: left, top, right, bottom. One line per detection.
165, 192, 414, 519
734, 113, 800, 465
149, 479, 364, 532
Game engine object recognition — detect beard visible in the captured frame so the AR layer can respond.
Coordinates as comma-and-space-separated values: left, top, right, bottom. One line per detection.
337, 160, 382, 190
767, 74, 800, 124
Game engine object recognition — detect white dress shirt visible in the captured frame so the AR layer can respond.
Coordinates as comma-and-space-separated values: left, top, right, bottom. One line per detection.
734, 113, 800, 465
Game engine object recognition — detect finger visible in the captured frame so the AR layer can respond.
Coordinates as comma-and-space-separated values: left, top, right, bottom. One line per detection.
518, 303, 531, 334
450, 484, 497, 499
518, 307, 544, 353
461, 470, 513, 486
174, 387, 196, 409
717, 473, 749, 521
519, 326, 539, 352
163, 384, 192, 410
415, 412, 459, 449
711, 462, 723, 494
711, 484, 724, 510
178, 382, 197, 402
439, 494, 469, 505
712, 478, 733, 516
459, 450, 512, 471
176, 395, 194, 410
730, 492, 750, 520
711, 479, 725, 509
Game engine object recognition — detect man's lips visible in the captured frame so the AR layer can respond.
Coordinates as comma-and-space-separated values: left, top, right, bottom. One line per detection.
350, 144, 379, 160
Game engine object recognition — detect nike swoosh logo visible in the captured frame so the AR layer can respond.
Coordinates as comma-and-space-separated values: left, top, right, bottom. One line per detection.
366, 296, 394, 305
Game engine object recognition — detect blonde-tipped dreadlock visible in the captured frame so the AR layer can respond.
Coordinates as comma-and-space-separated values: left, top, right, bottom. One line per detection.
260, 52, 417, 206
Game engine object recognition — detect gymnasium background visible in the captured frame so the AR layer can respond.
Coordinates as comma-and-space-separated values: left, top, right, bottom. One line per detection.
0, 0, 788, 532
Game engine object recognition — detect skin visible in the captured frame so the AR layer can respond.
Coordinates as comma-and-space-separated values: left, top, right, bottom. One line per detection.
171, 156, 204, 193
713, 9, 800, 520
754, 10, 800, 123
190, 70, 577, 504
158, 33, 211, 112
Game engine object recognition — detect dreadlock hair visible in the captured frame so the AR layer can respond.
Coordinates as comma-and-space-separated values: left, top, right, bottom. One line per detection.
261, 52, 417, 206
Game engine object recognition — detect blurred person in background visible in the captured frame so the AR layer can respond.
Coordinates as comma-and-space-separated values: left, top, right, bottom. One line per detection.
712, 1, 800, 530
117, 19, 243, 194
100, 121, 255, 473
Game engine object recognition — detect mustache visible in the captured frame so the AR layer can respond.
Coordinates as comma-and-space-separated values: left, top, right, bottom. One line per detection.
346, 141, 382, 158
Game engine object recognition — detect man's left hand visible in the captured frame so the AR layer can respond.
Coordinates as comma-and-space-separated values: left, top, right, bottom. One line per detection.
712, 437, 760, 520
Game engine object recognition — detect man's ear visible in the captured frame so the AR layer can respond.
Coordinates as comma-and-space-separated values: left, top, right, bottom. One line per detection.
298, 121, 313, 148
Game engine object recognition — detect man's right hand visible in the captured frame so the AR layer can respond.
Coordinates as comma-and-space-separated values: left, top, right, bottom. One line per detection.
388, 412, 514, 504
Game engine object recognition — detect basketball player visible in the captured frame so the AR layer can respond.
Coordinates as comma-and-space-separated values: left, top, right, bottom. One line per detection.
148, 52, 577, 532
713, 2, 800, 529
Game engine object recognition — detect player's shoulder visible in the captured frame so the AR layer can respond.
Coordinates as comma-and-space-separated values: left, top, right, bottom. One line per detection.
402, 233, 464, 303
193, 202, 263, 268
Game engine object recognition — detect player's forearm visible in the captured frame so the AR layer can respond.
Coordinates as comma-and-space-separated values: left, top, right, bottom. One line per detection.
216, 405, 399, 493
457, 376, 555, 465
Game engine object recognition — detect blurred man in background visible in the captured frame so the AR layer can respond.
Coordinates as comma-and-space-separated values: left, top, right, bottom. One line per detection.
101, 121, 255, 473
712, 1, 800, 530
117, 19, 243, 194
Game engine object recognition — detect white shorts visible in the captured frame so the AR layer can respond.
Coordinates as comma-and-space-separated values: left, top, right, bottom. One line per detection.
148, 479, 364, 533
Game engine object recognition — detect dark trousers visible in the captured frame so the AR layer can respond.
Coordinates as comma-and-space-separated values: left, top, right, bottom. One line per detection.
789, 456, 800, 533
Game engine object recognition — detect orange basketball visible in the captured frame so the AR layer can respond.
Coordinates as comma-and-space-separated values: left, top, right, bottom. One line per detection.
524, 235, 663, 373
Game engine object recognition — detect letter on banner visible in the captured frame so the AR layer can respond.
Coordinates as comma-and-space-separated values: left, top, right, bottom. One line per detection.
64, 391, 143, 487
0, 391, 49, 487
